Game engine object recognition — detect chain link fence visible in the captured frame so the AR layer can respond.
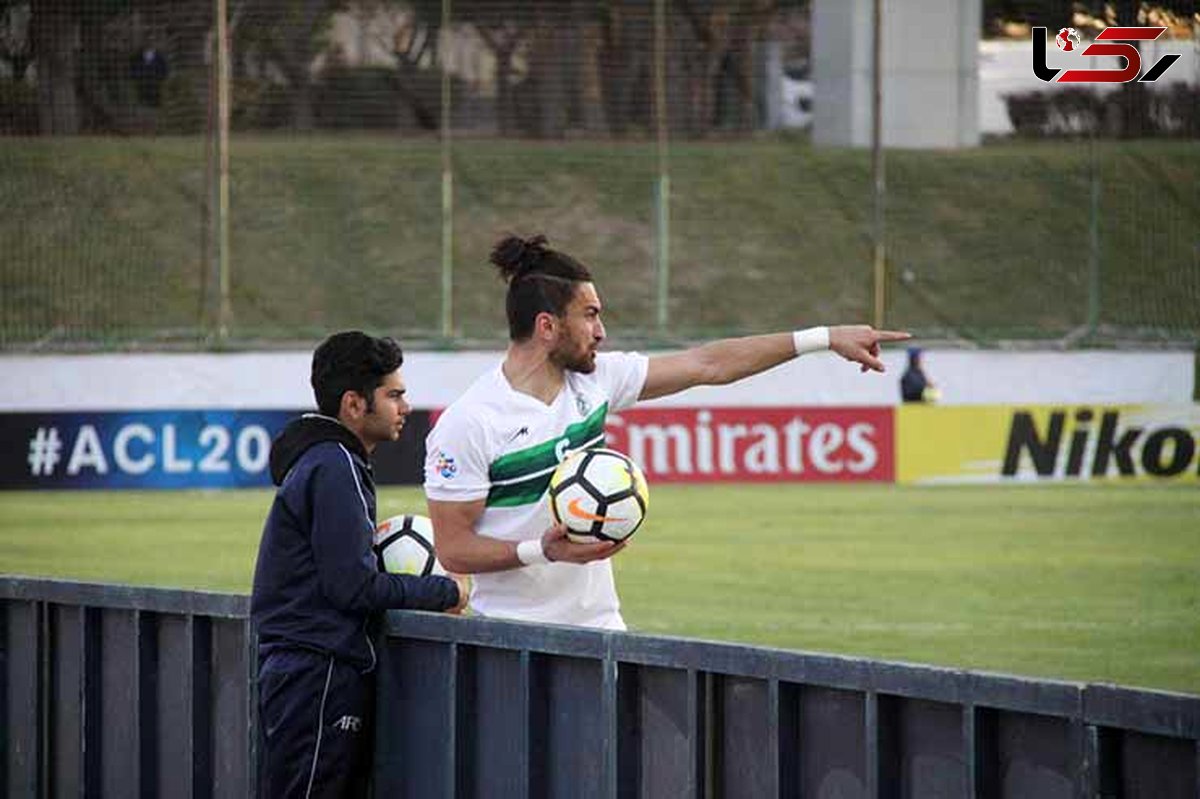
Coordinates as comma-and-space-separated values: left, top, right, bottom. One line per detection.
0, 0, 1197, 350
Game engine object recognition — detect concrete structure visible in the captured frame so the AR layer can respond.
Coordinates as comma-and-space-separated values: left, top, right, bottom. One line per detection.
1, 350, 1192, 410
813, 0, 980, 148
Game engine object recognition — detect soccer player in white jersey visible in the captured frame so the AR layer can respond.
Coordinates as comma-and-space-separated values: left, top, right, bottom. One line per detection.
425, 234, 909, 629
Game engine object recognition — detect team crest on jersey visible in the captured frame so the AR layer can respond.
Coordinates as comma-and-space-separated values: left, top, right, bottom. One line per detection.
435, 450, 457, 479
575, 394, 591, 417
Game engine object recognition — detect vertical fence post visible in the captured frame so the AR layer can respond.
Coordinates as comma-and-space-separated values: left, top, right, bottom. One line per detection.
653, 0, 670, 335
602, 652, 618, 798
215, 0, 232, 342
440, 0, 454, 340
201, 24, 215, 340
1086, 135, 1101, 339
870, 0, 886, 330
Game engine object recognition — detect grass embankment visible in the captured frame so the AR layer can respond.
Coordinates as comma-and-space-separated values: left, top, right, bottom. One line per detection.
1, 136, 1197, 346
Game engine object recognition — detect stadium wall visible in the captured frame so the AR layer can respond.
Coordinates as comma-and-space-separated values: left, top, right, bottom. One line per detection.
0, 350, 1192, 409
1, 351, 1196, 489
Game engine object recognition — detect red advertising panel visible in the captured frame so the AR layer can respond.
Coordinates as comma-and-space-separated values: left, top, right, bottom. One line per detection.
604, 407, 894, 483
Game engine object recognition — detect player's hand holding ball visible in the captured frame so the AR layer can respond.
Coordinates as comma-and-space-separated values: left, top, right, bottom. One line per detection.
540, 521, 625, 563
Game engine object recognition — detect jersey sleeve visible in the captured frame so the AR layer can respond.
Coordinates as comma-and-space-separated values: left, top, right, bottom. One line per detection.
424, 408, 493, 502
594, 351, 649, 411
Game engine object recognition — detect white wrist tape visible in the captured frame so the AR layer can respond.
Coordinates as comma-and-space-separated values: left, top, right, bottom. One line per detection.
792, 326, 830, 355
516, 539, 550, 566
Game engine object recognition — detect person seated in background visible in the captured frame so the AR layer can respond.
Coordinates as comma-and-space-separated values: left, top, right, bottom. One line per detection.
900, 346, 940, 403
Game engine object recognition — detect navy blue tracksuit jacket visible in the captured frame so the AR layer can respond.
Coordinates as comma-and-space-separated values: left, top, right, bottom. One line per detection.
251, 414, 459, 797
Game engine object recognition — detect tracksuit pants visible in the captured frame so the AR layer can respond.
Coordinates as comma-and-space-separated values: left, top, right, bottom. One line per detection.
258, 648, 375, 798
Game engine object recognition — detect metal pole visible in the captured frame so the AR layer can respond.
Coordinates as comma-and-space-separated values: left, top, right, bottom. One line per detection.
654, 0, 670, 333
440, 0, 454, 339
1086, 134, 1101, 337
216, 0, 232, 341
200, 21, 216, 335
870, 0, 886, 329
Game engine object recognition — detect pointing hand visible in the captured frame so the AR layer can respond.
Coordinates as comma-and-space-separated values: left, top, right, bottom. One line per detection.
829, 325, 911, 373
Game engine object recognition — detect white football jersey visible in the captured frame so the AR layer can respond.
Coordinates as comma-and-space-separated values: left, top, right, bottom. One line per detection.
424, 351, 648, 628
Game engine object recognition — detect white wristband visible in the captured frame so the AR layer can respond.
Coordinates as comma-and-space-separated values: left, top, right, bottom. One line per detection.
792, 326, 830, 355
516, 539, 550, 566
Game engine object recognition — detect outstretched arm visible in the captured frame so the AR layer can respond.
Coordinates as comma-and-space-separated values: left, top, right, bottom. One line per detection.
639, 325, 911, 401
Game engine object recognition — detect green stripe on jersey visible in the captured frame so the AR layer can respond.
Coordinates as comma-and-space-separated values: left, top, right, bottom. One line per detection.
487, 473, 553, 508
488, 402, 609, 484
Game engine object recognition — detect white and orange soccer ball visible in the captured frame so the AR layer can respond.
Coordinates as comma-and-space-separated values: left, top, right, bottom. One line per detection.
374, 514, 447, 577
547, 448, 649, 543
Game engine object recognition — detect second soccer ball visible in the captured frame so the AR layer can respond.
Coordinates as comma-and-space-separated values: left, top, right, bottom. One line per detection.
374, 514, 447, 577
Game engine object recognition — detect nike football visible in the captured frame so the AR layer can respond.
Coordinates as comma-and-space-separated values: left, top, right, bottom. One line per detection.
374, 514, 447, 577
547, 448, 649, 543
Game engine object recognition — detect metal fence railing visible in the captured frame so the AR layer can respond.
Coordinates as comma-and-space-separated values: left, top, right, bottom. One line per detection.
0, 577, 254, 798
4, 576, 1199, 797
0, 3, 1198, 350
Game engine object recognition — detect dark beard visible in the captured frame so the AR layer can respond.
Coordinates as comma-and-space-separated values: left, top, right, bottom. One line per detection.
551, 344, 596, 374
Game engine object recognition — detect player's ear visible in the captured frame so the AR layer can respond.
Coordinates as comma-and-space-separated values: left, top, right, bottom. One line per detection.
533, 311, 559, 341
339, 390, 366, 421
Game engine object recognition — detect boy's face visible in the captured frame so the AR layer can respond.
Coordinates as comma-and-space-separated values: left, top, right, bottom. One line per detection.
359, 369, 411, 448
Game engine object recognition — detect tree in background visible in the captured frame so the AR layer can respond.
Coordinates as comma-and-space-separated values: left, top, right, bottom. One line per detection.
235, 0, 344, 132
0, 1, 31, 80
12, 0, 209, 134
395, 0, 790, 138
671, 0, 777, 135
28, 0, 78, 133
385, 0, 444, 130
10, 0, 798, 137
25, 0, 1192, 139
0, 1, 35, 133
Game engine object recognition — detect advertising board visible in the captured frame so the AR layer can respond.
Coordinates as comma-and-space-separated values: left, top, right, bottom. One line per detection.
897, 404, 1200, 484
606, 407, 894, 483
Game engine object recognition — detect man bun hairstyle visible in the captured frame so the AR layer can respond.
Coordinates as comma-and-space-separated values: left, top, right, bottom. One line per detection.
490, 234, 592, 341
311, 331, 404, 418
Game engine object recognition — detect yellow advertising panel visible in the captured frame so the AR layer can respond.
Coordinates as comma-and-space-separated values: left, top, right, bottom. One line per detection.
897, 404, 1200, 484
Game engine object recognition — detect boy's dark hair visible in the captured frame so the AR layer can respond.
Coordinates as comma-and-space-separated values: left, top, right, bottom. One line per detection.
490, 234, 592, 341
311, 331, 404, 418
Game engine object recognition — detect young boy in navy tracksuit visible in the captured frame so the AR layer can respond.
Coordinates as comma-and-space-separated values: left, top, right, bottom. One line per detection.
251, 332, 467, 798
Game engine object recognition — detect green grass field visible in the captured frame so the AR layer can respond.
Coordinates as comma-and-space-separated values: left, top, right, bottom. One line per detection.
2, 483, 1197, 694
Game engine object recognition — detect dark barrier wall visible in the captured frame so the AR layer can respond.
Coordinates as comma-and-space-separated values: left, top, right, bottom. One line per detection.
3, 577, 1199, 798
0, 578, 254, 797
377, 614, 1200, 799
